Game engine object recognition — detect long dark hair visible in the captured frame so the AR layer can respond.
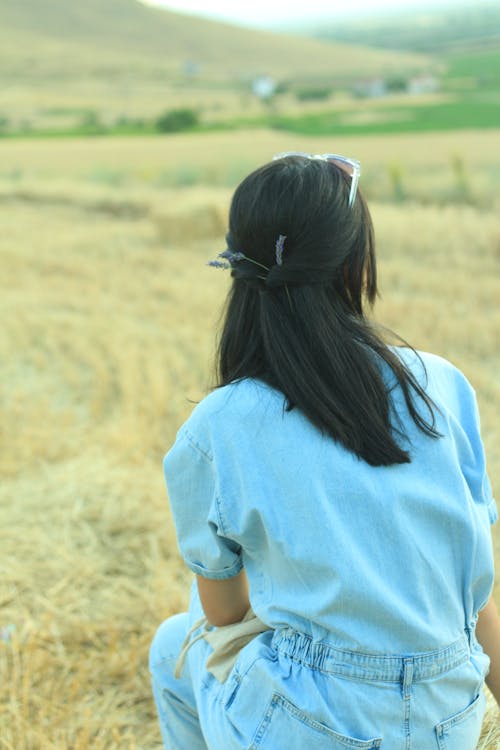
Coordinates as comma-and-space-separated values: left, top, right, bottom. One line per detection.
215, 155, 440, 466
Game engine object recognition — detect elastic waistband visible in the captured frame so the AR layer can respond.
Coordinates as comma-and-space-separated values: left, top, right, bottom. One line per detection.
271, 628, 471, 683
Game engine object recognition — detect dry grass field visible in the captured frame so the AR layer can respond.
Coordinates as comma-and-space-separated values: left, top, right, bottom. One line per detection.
1, 129, 499, 748
1, 128, 499, 207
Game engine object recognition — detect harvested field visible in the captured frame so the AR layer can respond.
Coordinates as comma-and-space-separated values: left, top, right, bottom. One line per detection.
1, 134, 499, 747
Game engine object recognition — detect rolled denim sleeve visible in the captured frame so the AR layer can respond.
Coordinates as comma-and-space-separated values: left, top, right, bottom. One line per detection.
163, 427, 243, 580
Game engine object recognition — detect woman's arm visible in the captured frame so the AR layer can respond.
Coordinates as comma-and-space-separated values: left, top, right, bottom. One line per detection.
476, 595, 500, 707
196, 568, 250, 627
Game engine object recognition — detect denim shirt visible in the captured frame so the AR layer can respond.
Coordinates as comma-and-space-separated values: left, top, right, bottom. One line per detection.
163, 348, 497, 654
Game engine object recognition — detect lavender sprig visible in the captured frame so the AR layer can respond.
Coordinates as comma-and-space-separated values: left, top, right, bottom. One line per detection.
275, 234, 287, 266
219, 249, 246, 262
207, 259, 231, 269
207, 250, 270, 272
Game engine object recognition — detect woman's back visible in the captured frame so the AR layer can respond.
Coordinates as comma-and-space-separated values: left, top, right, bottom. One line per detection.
165, 347, 496, 654
150, 152, 498, 749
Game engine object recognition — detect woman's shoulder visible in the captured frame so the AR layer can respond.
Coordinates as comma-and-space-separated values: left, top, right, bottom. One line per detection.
392, 346, 477, 415
393, 346, 472, 385
178, 378, 283, 444
196, 378, 280, 414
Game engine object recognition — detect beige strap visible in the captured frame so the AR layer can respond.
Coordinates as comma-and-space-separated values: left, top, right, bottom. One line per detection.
173, 615, 213, 679
174, 608, 272, 683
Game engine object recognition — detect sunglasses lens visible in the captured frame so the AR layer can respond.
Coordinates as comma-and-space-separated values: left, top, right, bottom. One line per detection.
325, 156, 360, 208
327, 157, 354, 177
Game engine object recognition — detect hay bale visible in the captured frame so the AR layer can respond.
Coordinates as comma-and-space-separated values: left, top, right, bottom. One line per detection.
151, 188, 229, 245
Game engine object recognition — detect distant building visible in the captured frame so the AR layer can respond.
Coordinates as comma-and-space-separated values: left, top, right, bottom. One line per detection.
252, 76, 277, 100
407, 75, 439, 95
183, 60, 200, 77
353, 78, 388, 98
353, 74, 439, 98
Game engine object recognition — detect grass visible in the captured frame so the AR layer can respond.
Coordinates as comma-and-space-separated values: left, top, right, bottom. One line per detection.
267, 97, 500, 136
444, 49, 500, 84
2, 81, 499, 141
0, 129, 499, 747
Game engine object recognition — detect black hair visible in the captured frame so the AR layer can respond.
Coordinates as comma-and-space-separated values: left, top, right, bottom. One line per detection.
214, 155, 440, 466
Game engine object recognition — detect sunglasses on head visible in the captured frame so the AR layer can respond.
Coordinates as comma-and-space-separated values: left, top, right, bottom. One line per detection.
272, 152, 361, 209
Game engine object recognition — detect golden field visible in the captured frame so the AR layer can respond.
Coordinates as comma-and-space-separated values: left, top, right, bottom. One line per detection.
1, 128, 499, 207
1, 129, 499, 748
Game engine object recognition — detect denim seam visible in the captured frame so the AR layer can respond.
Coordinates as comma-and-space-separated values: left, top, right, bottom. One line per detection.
182, 428, 236, 541
275, 657, 468, 683
182, 427, 213, 462
251, 692, 383, 749
273, 641, 469, 682
437, 691, 483, 733
402, 660, 413, 750
215, 492, 230, 537
276, 650, 397, 681
186, 557, 243, 580
323, 670, 401, 684
275, 691, 376, 744
277, 631, 468, 662
249, 694, 276, 749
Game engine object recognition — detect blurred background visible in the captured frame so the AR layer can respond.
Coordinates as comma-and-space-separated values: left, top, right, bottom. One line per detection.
1, 1, 499, 747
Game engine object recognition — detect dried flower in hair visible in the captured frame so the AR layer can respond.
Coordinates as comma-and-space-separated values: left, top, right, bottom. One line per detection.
275, 235, 287, 266
219, 249, 246, 262
207, 250, 270, 273
207, 259, 231, 269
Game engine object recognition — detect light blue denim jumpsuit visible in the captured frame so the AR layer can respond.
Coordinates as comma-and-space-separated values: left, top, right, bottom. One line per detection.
149, 348, 497, 749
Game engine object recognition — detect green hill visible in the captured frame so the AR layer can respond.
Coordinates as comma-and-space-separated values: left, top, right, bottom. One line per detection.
301, 3, 500, 54
0, 0, 433, 135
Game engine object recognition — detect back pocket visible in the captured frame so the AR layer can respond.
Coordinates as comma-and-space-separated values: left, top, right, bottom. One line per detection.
249, 693, 382, 749
435, 691, 485, 750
